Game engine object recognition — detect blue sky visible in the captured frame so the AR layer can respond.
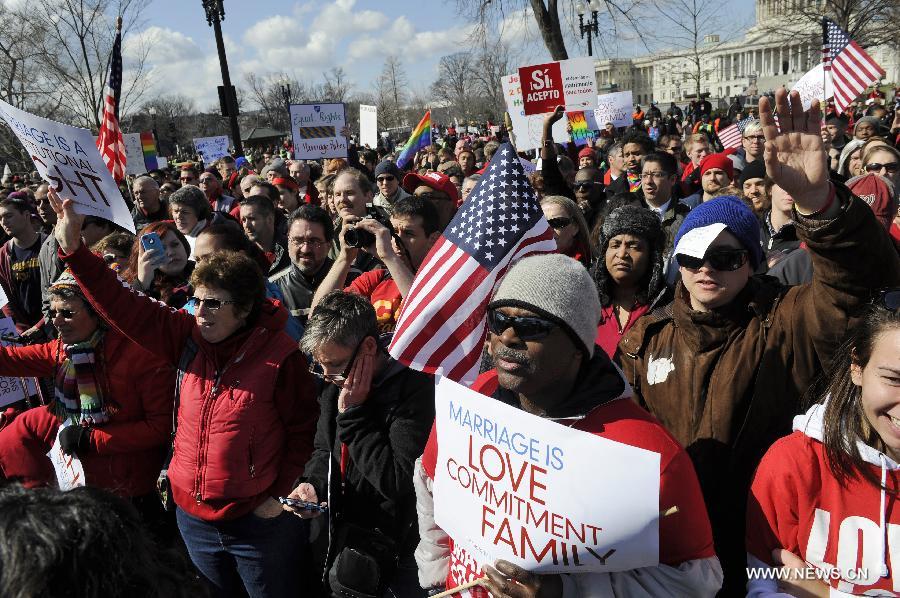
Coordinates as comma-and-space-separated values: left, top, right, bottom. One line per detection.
125, 0, 756, 110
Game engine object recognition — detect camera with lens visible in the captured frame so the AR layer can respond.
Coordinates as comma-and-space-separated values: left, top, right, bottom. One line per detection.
344, 207, 394, 249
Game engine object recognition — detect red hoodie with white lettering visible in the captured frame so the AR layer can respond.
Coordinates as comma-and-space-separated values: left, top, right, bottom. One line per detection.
747, 402, 900, 596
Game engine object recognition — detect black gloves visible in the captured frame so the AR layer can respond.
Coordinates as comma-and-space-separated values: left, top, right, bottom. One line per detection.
59, 425, 90, 456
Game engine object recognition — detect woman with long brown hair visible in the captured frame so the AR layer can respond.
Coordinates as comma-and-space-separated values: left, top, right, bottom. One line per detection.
122, 221, 192, 308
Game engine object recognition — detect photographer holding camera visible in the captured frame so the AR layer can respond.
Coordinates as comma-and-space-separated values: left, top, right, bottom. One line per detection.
311, 196, 440, 333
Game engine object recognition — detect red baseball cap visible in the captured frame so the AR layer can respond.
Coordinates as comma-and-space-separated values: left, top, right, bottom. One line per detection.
402, 171, 460, 205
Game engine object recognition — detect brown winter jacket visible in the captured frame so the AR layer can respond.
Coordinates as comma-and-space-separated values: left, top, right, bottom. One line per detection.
617, 185, 900, 593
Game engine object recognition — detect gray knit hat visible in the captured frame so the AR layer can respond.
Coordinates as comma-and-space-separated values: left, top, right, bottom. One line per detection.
488, 254, 600, 358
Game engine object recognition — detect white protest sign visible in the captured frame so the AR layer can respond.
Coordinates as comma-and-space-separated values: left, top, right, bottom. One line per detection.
501, 74, 570, 152
0, 317, 37, 408
0, 99, 135, 233
290, 103, 348, 160
587, 90, 634, 129
47, 421, 86, 490
359, 105, 378, 148
122, 133, 146, 175
433, 377, 660, 574
791, 63, 834, 111
193, 136, 230, 166
0, 282, 6, 310
157, 156, 168, 169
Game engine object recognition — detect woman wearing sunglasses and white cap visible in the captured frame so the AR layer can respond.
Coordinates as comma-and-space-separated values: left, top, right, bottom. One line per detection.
618, 89, 900, 594
47, 191, 319, 598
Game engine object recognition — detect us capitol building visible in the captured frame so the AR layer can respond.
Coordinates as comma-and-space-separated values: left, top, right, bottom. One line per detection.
594, 0, 900, 107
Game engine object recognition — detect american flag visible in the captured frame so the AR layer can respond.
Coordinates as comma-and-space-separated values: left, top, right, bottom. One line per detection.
715, 116, 750, 150
96, 19, 126, 182
823, 18, 885, 114
388, 143, 557, 383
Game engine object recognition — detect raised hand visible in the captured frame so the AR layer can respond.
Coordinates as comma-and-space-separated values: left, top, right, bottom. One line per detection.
48, 189, 85, 255
759, 89, 831, 214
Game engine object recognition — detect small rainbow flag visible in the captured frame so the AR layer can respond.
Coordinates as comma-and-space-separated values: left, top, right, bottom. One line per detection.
396, 110, 431, 170
140, 131, 158, 171
566, 111, 594, 147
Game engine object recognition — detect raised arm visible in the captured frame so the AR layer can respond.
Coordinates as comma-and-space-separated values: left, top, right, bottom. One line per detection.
49, 191, 196, 366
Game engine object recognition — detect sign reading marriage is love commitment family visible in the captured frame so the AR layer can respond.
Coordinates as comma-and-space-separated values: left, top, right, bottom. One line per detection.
432, 376, 661, 574
0, 99, 135, 233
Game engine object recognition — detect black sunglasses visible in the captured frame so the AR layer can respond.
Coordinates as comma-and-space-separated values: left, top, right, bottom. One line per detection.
48, 309, 79, 320
189, 296, 237, 312
547, 217, 572, 230
875, 288, 900, 311
487, 310, 556, 341
676, 248, 749, 271
376, 175, 396, 183
573, 181, 596, 191
865, 162, 899, 174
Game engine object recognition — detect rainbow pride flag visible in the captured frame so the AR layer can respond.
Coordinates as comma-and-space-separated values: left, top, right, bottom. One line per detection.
396, 111, 431, 169
140, 131, 158, 171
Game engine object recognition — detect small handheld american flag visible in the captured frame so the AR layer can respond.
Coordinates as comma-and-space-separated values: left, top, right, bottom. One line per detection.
388, 143, 557, 383
716, 116, 755, 150
96, 17, 127, 182
822, 18, 885, 114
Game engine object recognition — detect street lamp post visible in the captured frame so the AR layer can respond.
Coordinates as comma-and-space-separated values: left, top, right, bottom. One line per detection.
575, 0, 602, 57
202, 0, 244, 157
280, 79, 291, 115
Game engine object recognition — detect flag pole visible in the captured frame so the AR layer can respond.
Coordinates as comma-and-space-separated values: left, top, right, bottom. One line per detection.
821, 17, 828, 112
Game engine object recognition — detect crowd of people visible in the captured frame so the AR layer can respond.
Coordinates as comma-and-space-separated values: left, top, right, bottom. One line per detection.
0, 85, 897, 598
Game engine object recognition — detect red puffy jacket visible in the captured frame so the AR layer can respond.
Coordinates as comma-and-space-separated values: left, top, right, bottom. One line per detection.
0, 329, 173, 497
62, 243, 318, 521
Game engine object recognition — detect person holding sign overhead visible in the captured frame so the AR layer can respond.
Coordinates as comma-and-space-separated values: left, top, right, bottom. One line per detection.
414, 253, 722, 596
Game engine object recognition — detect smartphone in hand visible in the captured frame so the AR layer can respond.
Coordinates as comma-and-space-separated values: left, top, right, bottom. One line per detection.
140, 232, 168, 266
278, 496, 328, 513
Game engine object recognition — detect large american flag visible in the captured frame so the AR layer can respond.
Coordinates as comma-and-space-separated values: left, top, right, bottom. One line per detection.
823, 18, 885, 114
96, 21, 126, 182
716, 116, 754, 150
388, 143, 557, 383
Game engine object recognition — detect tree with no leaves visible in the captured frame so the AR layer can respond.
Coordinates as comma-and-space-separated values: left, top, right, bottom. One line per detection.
759, 0, 900, 51
374, 55, 408, 129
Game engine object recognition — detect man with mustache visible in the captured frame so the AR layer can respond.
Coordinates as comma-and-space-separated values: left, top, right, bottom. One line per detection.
414, 253, 722, 597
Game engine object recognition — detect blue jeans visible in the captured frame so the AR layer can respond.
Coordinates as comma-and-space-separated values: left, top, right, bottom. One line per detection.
176, 506, 309, 598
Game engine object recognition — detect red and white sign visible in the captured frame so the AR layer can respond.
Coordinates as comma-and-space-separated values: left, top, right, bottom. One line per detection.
518, 58, 598, 116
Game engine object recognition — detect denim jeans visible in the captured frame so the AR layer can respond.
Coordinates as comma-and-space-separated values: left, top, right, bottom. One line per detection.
176, 506, 309, 598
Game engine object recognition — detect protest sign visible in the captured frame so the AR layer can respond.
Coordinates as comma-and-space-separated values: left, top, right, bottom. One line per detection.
792, 63, 834, 111
518, 57, 598, 116
123, 133, 145, 175
0, 317, 37, 408
48, 421, 86, 491
433, 376, 660, 574
359, 104, 378, 148
290, 103, 348, 160
588, 90, 634, 129
0, 99, 135, 233
501, 74, 570, 152
193, 135, 230, 166
566, 111, 594, 146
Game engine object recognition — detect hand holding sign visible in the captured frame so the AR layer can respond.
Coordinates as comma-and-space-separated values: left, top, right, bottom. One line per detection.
49, 188, 86, 255
481, 561, 562, 598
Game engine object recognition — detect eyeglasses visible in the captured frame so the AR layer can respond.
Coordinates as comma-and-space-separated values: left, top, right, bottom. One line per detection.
376, 176, 396, 183
199, 178, 215, 184
865, 162, 899, 174
546, 217, 572, 229
640, 172, 670, 181
676, 248, 749, 271
875, 288, 900, 311
48, 309, 79, 320
487, 309, 557, 341
289, 237, 325, 249
743, 135, 766, 143
309, 339, 365, 385
189, 296, 237, 312
573, 181, 596, 191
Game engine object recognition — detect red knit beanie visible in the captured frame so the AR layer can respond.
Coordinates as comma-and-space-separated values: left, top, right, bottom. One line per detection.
699, 153, 734, 181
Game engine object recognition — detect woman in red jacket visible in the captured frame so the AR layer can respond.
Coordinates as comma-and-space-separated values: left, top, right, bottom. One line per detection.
0, 271, 173, 525
49, 191, 319, 598
746, 290, 900, 597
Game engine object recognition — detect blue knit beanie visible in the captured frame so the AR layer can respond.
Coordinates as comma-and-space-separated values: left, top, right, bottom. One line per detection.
674, 196, 763, 268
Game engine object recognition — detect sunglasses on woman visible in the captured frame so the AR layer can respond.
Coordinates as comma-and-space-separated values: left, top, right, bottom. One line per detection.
189, 297, 237, 312
546, 217, 572, 230
676, 248, 749, 271
875, 288, 900, 311
487, 309, 557, 341
865, 162, 899, 174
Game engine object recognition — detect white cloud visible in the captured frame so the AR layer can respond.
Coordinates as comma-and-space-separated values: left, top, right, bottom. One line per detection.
124, 26, 203, 64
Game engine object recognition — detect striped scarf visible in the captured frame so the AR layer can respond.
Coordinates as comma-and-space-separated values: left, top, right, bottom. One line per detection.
55, 330, 108, 425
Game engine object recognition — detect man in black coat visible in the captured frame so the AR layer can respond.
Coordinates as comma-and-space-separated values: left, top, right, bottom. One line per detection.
286, 290, 434, 597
